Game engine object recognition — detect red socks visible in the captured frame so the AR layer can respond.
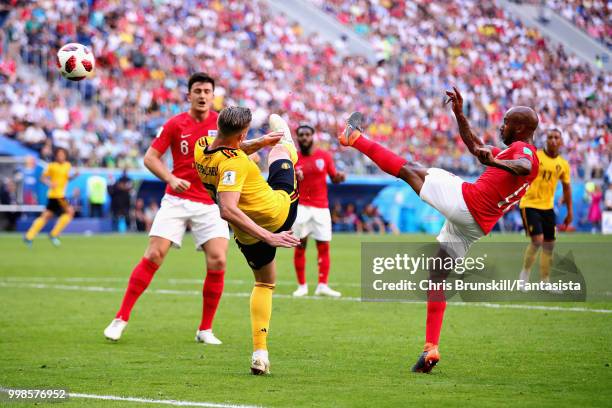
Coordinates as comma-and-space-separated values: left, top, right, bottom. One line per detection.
294, 246, 306, 285
294, 242, 331, 284
352, 136, 407, 177
199, 269, 225, 331
425, 289, 447, 345
316, 241, 330, 284
116, 257, 159, 321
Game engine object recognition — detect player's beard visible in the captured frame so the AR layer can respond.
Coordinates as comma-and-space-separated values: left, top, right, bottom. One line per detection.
299, 141, 312, 155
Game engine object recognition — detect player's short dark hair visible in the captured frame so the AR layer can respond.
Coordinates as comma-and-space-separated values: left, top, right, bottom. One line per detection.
296, 123, 315, 134
54, 147, 68, 158
188, 72, 215, 92
217, 106, 252, 138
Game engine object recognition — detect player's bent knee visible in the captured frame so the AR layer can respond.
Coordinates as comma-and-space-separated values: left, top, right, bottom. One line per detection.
144, 246, 168, 265
206, 254, 226, 271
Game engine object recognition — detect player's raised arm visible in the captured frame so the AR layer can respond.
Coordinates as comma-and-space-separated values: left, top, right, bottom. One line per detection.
239, 131, 283, 155
217, 191, 300, 248
144, 146, 191, 193
445, 87, 487, 156
473, 146, 532, 176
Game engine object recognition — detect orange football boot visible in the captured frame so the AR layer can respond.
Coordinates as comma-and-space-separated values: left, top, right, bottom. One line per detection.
411, 342, 440, 373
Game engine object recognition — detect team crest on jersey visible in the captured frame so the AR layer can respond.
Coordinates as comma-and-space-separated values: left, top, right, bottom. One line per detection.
315, 159, 325, 171
208, 130, 218, 137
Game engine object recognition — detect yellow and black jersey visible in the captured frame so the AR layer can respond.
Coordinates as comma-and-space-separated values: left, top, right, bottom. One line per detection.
44, 161, 71, 199
194, 137, 297, 245
520, 150, 570, 210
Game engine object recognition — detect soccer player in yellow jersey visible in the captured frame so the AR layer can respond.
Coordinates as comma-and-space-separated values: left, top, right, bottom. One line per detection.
194, 106, 300, 375
24, 148, 79, 247
518, 129, 572, 288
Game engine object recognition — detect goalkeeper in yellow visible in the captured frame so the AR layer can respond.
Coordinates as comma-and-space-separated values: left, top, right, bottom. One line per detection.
518, 128, 572, 289
195, 106, 300, 375
24, 148, 79, 247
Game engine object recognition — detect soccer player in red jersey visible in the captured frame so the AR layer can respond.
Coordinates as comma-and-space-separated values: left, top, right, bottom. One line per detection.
338, 87, 540, 373
104, 73, 229, 345
292, 123, 346, 297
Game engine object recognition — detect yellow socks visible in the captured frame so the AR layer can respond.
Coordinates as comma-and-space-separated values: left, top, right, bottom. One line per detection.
521, 243, 539, 275
540, 248, 552, 281
250, 282, 275, 351
25, 216, 48, 240
50, 214, 72, 238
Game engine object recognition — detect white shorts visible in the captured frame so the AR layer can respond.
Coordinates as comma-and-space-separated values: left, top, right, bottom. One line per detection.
292, 204, 332, 241
419, 168, 484, 258
149, 194, 229, 250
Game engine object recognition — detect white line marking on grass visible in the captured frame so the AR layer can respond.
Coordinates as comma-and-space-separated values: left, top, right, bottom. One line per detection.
1, 280, 611, 314
69, 392, 261, 407
0, 276, 362, 287
0, 387, 260, 408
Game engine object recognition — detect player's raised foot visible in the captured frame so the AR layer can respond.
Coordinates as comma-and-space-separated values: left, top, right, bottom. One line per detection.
339, 112, 364, 146
293, 284, 308, 297
269, 113, 298, 164
314, 283, 341, 298
250, 350, 270, 375
269, 113, 294, 147
195, 329, 222, 345
48, 234, 61, 247
411, 343, 440, 373
23, 236, 33, 248
104, 318, 128, 341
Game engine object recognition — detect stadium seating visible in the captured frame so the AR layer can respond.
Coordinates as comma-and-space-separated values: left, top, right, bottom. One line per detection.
0, 0, 609, 179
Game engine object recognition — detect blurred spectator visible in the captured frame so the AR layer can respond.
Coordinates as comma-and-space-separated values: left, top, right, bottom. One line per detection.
143, 200, 159, 232
109, 169, 133, 231
133, 198, 147, 232
86, 174, 107, 217
0, 178, 20, 230
587, 184, 603, 232
68, 186, 83, 218
604, 184, 612, 211
361, 203, 386, 234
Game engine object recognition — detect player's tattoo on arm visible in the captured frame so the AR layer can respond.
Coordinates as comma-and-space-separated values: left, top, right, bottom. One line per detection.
490, 157, 532, 176
239, 137, 264, 155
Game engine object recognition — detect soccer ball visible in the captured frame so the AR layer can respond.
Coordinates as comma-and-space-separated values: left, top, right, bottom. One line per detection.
56, 43, 95, 81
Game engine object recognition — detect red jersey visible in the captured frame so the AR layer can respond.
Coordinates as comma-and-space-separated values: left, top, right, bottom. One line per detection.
295, 148, 337, 208
462, 141, 539, 234
150, 111, 218, 204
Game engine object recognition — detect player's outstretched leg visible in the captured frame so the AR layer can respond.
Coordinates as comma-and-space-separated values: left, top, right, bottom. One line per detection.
339, 112, 428, 194
269, 113, 298, 165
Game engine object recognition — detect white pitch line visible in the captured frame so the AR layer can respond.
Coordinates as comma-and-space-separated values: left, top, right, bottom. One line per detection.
0, 276, 362, 288
1, 280, 611, 314
69, 392, 261, 408
0, 387, 260, 408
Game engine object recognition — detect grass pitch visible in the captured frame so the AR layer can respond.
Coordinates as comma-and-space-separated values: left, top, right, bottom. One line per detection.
1, 233, 611, 407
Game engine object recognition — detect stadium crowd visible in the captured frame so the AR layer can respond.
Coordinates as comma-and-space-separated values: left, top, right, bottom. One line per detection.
544, 0, 611, 49
0, 0, 609, 180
